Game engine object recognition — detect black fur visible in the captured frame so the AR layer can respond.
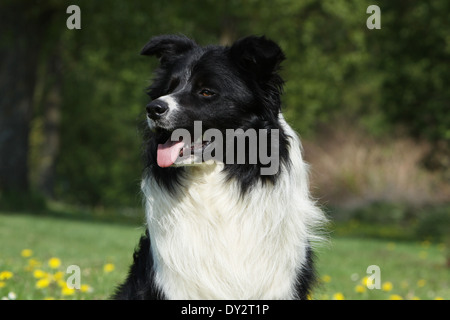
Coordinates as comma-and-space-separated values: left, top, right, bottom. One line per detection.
294, 246, 317, 300
112, 230, 164, 300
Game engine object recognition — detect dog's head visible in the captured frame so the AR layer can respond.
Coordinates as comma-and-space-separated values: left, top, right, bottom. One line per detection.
141, 35, 288, 188
142, 34, 285, 129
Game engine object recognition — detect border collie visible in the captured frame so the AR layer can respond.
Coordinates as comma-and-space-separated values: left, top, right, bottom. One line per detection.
113, 34, 326, 300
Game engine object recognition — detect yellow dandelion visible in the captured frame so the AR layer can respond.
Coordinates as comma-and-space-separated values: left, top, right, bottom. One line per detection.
417, 279, 426, 288
355, 284, 366, 293
80, 284, 93, 293
33, 269, 48, 279
333, 292, 345, 300
361, 276, 373, 288
48, 257, 61, 269
25, 258, 41, 271
389, 294, 403, 300
21, 249, 33, 258
61, 285, 75, 296
434, 297, 444, 300
321, 275, 331, 283
52, 271, 64, 281
36, 278, 51, 289
382, 281, 393, 292
57, 279, 67, 288
103, 263, 115, 273
0, 271, 14, 280
44, 297, 55, 300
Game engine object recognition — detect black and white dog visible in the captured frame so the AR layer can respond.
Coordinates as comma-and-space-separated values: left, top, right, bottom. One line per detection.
113, 35, 326, 300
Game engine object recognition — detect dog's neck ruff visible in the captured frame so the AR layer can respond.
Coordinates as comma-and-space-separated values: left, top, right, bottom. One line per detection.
141, 119, 324, 299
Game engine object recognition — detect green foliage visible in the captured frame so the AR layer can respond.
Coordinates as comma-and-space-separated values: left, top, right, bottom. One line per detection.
19, 0, 449, 206
0, 191, 47, 213
415, 205, 450, 242
330, 202, 416, 241
347, 202, 412, 225
368, 1, 450, 143
330, 203, 450, 242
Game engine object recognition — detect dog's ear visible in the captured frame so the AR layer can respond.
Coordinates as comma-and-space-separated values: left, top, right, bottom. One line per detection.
141, 34, 197, 63
230, 36, 286, 117
229, 35, 285, 78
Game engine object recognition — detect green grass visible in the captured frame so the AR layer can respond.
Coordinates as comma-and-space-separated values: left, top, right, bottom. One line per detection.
314, 237, 448, 300
0, 212, 448, 300
0, 212, 142, 300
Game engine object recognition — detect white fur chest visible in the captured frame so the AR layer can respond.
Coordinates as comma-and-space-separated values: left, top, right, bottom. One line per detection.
142, 132, 324, 299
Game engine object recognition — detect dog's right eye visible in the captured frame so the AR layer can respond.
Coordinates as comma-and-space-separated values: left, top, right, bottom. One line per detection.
199, 89, 215, 97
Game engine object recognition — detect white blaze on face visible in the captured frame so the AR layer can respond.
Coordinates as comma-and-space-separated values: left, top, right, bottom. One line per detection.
158, 95, 179, 111
147, 94, 181, 132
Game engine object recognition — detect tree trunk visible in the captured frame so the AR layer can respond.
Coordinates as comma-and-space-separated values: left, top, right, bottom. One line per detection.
37, 46, 62, 198
0, 3, 48, 194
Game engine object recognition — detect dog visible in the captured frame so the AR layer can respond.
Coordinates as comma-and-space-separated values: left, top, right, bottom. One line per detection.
113, 34, 326, 300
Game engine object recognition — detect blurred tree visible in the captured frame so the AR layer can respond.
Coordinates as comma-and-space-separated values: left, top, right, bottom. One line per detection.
0, 2, 53, 195
36, 44, 62, 198
368, 1, 450, 176
34, 5, 69, 199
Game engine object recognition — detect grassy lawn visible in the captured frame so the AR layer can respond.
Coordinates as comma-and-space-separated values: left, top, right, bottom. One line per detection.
314, 237, 448, 300
0, 212, 448, 300
0, 212, 142, 300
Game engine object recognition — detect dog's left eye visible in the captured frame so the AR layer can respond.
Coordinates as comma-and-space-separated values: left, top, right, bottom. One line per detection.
199, 89, 215, 97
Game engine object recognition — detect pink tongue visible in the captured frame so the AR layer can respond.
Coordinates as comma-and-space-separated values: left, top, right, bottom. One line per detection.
157, 139, 185, 167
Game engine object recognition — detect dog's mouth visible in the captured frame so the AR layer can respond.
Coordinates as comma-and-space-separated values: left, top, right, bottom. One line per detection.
157, 136, 213, 168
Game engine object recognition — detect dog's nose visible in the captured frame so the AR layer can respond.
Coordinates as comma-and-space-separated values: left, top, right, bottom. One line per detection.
146, 100, 169, 120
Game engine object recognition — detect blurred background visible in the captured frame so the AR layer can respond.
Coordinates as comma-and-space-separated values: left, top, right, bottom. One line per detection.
0, 0, 448, 300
